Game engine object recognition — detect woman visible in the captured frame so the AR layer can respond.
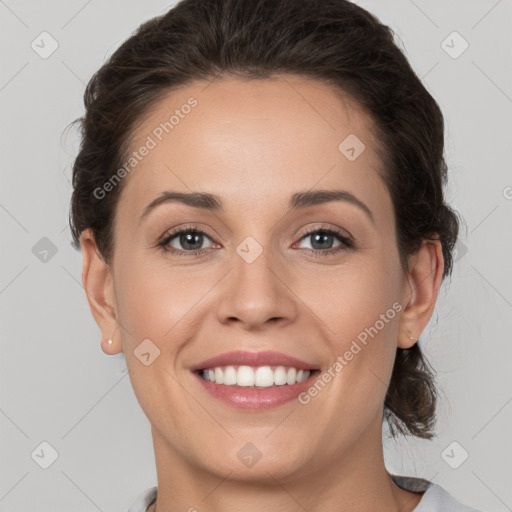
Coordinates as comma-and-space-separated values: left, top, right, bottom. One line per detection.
68, 0, 481, 510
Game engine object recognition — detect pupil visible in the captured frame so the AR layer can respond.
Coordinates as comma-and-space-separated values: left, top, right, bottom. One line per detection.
312, 232, 333, 250
182, 232, 202, 250
178, 231, 334, 251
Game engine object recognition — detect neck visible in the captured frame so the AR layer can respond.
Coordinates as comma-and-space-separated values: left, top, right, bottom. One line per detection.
147, 419, 423, 512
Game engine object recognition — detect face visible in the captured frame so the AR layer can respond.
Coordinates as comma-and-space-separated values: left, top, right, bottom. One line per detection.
89, 74, 421, 482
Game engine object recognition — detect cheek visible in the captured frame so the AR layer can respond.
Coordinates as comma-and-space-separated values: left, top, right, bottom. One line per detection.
114, 231, 402, 347
112, 256, 220, 354
114, 268, 172, 342
316, 256, 402, 385
317, 256, 401, 333
112, 260, 206, 433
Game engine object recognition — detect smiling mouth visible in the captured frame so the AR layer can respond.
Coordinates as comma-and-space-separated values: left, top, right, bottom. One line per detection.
196, 365, 319, 388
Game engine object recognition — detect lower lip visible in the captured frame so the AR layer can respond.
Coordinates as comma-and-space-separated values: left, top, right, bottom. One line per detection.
193, 371, 319, 409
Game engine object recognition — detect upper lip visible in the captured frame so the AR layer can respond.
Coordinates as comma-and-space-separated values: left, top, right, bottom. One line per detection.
191, 350, 318, 371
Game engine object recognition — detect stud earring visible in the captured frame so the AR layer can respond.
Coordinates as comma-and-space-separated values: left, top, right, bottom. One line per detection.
107, 339, 113, 346
408, 336, 419, 341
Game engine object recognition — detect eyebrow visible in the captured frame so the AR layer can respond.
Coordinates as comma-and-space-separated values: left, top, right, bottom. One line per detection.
139, 189, 375, 225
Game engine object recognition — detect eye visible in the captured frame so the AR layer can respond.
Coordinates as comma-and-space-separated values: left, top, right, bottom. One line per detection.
157, 224, 354, 257
295, 225, 353, 256
158, 226, 215, 256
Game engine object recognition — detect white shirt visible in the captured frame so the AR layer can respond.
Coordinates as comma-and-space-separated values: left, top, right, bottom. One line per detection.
127, 474, 483, 511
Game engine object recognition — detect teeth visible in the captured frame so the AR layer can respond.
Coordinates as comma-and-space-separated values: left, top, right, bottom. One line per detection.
223, 366, 237, 385
274, 366, 287, 385
255, 366, 274, 387
214, 367, 224, 384
237, 365, 255, 386
286, 367, 297, 385
201, 365, 311, 387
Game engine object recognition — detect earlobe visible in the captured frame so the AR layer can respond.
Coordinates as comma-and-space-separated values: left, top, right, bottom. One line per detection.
397, 238, 444, 349
80, 229, 122, 354
101, 333, 120, 355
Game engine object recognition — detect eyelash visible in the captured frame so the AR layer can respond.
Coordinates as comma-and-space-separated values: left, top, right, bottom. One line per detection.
157, 224, 354, 258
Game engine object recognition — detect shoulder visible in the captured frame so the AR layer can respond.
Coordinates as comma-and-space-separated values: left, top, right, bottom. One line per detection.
415, 482, 484, 512
126, 486, 158, 512
126, 479, 485, 512
391, 474, 484, 512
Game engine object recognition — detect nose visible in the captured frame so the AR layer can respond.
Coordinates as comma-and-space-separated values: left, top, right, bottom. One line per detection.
215, 241, 298, 331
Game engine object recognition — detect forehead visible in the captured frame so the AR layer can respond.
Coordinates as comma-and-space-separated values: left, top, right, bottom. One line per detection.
117, 74, 389, 221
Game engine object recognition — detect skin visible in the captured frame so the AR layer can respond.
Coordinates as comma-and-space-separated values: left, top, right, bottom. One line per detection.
80, 74, 444, 512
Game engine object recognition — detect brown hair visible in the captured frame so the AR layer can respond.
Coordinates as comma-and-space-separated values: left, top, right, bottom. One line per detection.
68, 0, 460, 439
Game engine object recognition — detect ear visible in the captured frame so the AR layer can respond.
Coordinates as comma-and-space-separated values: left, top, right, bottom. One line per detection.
80, 228, 122, 355
397, 237, 445, 349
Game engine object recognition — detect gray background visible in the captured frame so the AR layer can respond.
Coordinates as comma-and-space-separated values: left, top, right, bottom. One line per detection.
0, 0, 511, 510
